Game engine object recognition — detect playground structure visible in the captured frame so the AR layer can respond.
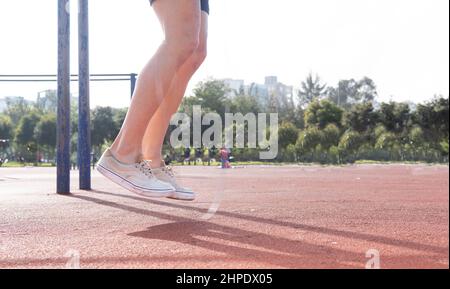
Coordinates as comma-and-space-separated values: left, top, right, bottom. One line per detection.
55, 0, 127, 194
0, 2, 91, 194
0, 73, 137, 172
55, 0, 87, 194
1, 1, 130, 194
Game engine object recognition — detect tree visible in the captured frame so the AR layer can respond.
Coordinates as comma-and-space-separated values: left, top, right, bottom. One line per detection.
296, 127, 323, 154
191, 79, 231, 116
70, 98, 79, 135
0, 116, 13, 140
375, 131, 398, 150
4, 97, 32, 125
414, 97, 449, 140
34, 114, 57, 148
440, 139, 449, 156
91, 107, 116, 148
278, 106, 305, 129
408, 126, 425, 147
357, 77, 378, 103
344, 102, 378, 132
304, 100, 343, 129
378, 102, 411, 133
322, 124, 341, 149
15, 113, 41, 146
327, 77, 377, 108
278, 122, 299, 149
327, 79, 358, 108
33, 114, 57, 162
337, 130, 367, 163
14, 113, 41, 161
338, 130, 364, 153
298, 73, 327, 107
231, 94, 260, 115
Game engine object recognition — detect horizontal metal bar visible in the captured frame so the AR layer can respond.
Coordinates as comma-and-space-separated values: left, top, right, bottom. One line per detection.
0, 79, 59, 82
90, 78, 131, 81
0, 78, 131, 82
0, 74, 135, 78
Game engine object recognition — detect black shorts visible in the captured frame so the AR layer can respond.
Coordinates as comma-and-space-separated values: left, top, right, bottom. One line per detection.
150, 0, 209, 14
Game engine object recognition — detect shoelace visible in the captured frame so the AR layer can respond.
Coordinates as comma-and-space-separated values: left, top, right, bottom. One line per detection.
135, 160, 155, 178
161, 163, 175, 178
138, 159, 175, 178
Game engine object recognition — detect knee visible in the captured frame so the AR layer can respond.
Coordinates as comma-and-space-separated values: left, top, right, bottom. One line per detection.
167, 36, 200, 66
180, 38, 200, 61
189, 43, 207, 69
194, 43, 208, 66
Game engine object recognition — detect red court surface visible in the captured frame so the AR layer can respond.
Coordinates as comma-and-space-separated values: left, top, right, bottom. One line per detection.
0, 164, 448, 269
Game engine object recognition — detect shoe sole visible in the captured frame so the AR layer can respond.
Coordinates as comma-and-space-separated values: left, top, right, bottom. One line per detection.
97, 163, 173, 198
167, 191, 196, 201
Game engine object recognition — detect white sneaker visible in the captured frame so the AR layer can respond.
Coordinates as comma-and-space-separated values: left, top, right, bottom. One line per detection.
151, 161, 196, 201
96, 149, 175, 198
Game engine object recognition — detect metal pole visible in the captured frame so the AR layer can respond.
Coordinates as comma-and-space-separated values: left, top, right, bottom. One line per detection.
78, 0, 91, 190
57, 0, 71, 194
130, 73, 137, 98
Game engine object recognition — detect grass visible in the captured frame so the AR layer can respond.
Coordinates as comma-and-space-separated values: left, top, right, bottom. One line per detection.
1, 160, 447, 168
354, 159, 449, 165
170, 160, 287, 166
0, 162, 55, 168
173, 160, 449, 167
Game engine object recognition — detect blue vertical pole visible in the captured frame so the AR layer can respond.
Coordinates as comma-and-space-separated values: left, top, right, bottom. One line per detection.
130, 73, 137, 99
78, 0, 91, 190
57, 0, 71, 194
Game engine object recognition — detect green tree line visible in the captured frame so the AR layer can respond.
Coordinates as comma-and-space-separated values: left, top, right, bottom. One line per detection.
0, 75, 448, 165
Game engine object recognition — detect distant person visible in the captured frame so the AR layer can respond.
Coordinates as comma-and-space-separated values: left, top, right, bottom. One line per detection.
195, 147, 203, 165
184, 147, 192, 165
97, 0, 209, 201
209, 145, 217, 166
220, 147, 231, 169
203, 147, 209, 165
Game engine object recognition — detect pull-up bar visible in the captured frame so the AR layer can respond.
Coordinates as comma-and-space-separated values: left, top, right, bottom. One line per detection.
0, 74, 137, 101
57, 0, 94, 194
56, 1, 137, 194
0, 74, 137, 83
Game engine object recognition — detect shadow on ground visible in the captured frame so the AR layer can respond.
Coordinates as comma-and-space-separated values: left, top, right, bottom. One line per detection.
64, 190, 447, 268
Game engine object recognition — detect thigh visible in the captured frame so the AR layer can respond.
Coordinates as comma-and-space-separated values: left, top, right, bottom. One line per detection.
152, 0, 201, 43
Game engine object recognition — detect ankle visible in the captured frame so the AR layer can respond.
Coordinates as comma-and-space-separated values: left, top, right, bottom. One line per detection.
143, 155, 164, 167
109, 147, 142, 164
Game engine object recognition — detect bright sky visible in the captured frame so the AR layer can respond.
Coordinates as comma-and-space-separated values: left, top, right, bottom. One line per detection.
0, 0, 448, 108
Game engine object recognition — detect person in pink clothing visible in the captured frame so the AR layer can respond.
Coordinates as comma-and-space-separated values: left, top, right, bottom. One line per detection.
219, 147, 231, 169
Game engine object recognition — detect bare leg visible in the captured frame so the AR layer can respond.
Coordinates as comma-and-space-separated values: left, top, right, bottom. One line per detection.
142, 12, 209, 164
110, 0, 201, 164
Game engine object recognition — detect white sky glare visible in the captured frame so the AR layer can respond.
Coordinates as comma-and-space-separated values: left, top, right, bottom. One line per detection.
0, 0, 448, 108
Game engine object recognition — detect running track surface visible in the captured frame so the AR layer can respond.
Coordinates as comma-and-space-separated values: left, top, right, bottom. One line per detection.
0, 165, 448, 269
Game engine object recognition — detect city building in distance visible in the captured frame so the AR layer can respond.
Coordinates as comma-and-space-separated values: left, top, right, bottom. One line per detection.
223, 76, 294, 111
